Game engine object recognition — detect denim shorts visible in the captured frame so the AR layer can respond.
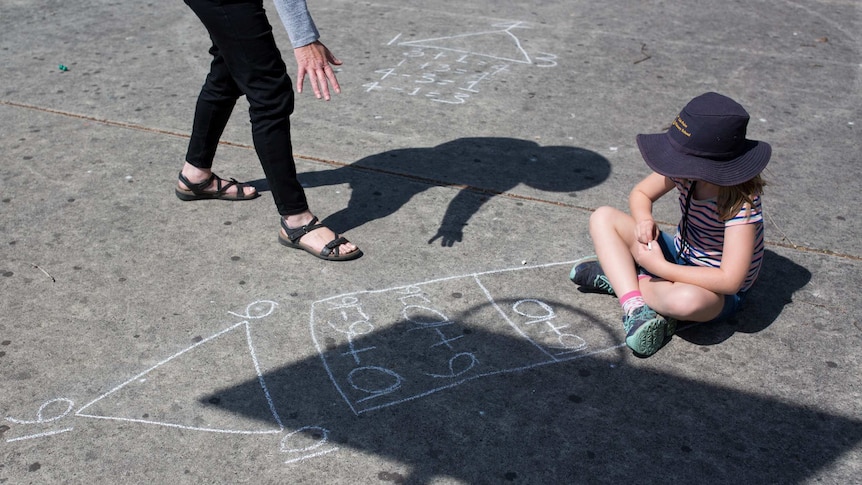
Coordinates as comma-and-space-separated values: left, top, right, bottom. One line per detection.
652, 232, 747, 323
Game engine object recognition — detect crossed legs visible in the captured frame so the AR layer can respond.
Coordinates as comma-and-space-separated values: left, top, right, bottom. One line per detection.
589, 206, 724, 323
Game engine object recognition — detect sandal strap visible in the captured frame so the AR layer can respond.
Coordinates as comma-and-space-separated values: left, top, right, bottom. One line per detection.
214, 177, 240, 198
322, 237, 349, 257
179, 172, 250, 199
177, 172, 216, 195
280, 217, 353, 258
280, 216, 323, 244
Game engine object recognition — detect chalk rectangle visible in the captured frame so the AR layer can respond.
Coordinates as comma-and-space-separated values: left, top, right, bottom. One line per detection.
310, 262, 619, 414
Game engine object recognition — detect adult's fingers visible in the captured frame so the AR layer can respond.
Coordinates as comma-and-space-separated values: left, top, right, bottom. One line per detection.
294, 42, 341, 100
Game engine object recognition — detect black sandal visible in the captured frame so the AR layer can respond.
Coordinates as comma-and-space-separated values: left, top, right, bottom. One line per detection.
278, 217, 362, 261
175, 172, 259, 201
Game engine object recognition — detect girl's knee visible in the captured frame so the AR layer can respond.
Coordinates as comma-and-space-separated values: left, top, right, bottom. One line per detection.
661, 286, 723, 320
589, 206, 620, 229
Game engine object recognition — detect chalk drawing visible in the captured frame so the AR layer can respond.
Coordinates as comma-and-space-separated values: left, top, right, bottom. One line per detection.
367, 21, 557, 105
5, 428, 75, 443
398, 21, 535, 64
281, 426, 339, 464
4, 300, 338, 465
75, 301, 283, 434
311, 261, 622, 415
6, 262, 624, 467
6, 398, 74, 425
4, 398, 75, 442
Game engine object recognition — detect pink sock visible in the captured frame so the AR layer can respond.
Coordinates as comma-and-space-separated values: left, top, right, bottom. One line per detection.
620, 290, 645, 315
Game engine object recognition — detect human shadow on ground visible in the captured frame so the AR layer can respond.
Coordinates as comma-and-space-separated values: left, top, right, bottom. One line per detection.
202, 263, 854, 484
676, 249, 811, 345
292, 137, 610, 246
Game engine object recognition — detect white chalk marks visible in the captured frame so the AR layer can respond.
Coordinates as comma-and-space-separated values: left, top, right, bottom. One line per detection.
397, 21, 534, 64
367, 21, 557, 104
7, 262, 619, 467
4, 301, 337, 464
311, 262, 620, 415
76, 317, 282, 435
281, 426, 339, 464
5, 398, 75, 442
4, 300, 338, 463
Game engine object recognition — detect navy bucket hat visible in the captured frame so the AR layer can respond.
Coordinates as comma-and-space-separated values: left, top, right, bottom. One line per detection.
636, 92, 771, 186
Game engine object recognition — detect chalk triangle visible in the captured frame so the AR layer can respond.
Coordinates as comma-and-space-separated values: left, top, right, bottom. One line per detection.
76, 322, 282, 434
399, 23, 532, 64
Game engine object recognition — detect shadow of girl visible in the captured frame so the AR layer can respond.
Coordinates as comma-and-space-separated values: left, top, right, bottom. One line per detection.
676, 249, 811, 345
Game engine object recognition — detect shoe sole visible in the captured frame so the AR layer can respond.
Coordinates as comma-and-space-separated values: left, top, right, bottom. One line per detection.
625, 317, 669, 357
175, 188, 260, 201
278, 233, 363, 262
569, 255, 598, 281
666, 318, 678, 337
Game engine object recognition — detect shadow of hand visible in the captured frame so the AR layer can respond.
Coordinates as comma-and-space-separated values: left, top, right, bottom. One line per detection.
427, 228, 463, 247
302, 138, 610, 244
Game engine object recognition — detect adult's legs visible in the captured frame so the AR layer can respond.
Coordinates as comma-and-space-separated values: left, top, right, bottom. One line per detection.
183, 0, 357, 256
179, 41, 257, 198
185, 0, 305, 213
185, 43, 241, 170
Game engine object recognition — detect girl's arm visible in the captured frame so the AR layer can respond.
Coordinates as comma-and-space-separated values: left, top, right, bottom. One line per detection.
640, 223, 756, 295
629, 173, 675, 245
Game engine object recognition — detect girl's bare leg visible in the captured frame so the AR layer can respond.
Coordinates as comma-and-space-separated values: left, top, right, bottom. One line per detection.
639, 278, 725, 322
589, 206, 640, 297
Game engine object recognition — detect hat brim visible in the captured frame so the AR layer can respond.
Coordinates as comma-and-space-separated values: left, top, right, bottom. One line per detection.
636, 133, 771, 186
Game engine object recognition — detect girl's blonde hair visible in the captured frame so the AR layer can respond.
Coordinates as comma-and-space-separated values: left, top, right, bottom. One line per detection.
717, 174, 766, 221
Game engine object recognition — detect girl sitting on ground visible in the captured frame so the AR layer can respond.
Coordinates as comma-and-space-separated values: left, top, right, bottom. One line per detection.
570, 92, 770, 357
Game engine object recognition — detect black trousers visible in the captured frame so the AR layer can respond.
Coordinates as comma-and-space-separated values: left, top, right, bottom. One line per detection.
184, 0, 308, 215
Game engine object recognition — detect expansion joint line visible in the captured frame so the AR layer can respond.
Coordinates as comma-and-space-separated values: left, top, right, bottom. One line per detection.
3, 99, 859, 262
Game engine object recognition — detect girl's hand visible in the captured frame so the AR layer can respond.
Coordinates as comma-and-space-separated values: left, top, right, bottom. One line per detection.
634, 219, 658, 246
634, 237, 665, 274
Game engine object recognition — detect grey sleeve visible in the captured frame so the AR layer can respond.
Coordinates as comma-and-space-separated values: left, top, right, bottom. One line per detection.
272, 0, 320, 48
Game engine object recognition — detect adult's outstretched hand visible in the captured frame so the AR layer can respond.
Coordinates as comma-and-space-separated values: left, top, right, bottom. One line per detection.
293, 40, 342, 100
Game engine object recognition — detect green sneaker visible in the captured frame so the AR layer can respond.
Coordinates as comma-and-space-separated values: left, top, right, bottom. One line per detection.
665, 317, 678, 338
569, 256, 615, 296
623, 305, 672, 357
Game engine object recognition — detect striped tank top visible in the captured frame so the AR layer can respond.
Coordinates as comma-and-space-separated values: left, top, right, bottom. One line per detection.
672, 178, 764, 293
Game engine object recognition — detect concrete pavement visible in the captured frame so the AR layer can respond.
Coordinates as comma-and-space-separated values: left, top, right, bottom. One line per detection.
1, 0, 860, 483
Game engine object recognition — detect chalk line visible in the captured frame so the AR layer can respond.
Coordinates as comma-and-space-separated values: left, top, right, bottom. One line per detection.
75, 311, 283, 434
6, 428, 74, 443
311, 260, 624, 414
